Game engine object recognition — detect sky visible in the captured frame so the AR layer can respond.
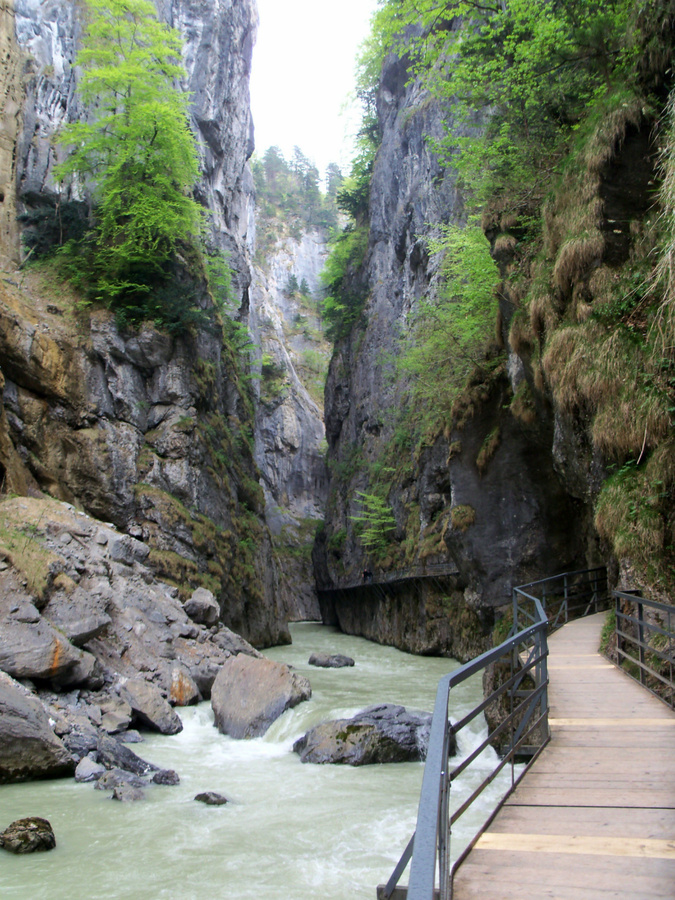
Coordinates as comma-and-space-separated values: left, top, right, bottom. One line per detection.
249, 0, 379, 182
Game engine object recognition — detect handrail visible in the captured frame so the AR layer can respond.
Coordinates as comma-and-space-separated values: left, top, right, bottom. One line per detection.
613, 590, 675, 709
379, 566, 609, 900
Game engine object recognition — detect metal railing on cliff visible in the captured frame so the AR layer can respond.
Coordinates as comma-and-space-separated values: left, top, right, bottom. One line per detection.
378, 566, 610, 900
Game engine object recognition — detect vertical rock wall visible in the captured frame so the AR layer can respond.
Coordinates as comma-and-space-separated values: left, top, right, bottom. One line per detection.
0, 0, 291, 647
316, 51, 590, 658
0, 0, 23, 267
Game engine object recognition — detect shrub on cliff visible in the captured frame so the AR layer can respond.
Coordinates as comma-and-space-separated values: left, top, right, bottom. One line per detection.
54, 0, 204, 328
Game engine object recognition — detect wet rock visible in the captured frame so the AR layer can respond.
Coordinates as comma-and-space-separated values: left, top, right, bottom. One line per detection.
169, 666, 201, 706
117, 678, 183, 735
211, 655, 311, 739
194, 791, 230, 806
95, 768, 147, 791
293, 703, 446, 766
209, 626, 262, 658
0, 671, 74, 783
189, 660, 220, 699
152, 769, 180, 786
96, 733, 157, 776
112, 784, 145, 802
74, 756, 105, 782
183, 588, 220, 626
0, 817, 56, 853
308, 652, 355, 669
120, 729, 143, 744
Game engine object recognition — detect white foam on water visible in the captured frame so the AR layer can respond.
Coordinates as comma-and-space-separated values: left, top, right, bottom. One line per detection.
2, 624, 514, 899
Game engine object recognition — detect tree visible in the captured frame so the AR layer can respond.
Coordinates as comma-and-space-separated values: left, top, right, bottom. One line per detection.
350, 491, 397, 557
55, 0, 203, 307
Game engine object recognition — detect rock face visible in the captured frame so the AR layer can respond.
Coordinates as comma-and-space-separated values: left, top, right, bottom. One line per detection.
0, 671, 74, 783
249, 232, 331, 622
118, 678, 183, 736
211, 654, 312, 739
0, 0, 289, 650
0, 817, 56, 853
293, 703, 444, 766
315, 46, 589, 660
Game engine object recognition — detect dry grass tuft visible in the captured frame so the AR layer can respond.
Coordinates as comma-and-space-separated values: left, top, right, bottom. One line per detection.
494, 234, 517, 256
509, 312, 535, 354
476, 427, 501, 474
552, 231, 605, 295
510, 381, 537, 425
529, 292, 559, 338
450, 504, 476, 532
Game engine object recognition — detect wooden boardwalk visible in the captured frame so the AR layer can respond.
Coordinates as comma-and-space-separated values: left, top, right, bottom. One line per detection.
453, 613, 675, 899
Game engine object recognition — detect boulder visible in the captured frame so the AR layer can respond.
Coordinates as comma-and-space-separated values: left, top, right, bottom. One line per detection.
74, 756, 105, 782
183, 588, 220, 625
169, 666, 201, 706
211, 655, 312, 739
96, 733, 157, 776
308, 652, 355, 668
95, 768, 147, 791
194, 791, 230, 806
0, 671, 74, 783
112, 784, 145, 802
42, 586, 111, 647
117, 678, 183, 735
189, 660, 220, 699
152, 768, 180, 785
0, 618, 88, 685
293, 703, 448, 766
0, 817, 56, 853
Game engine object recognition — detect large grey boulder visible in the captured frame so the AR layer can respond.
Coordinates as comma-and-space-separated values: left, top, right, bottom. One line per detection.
0, 672, 74, 783
293, 703, 447, 766
96, 733, 157, 776
183, 588, 220, 626
0, 618, 90, 685
42, 585, 111, 647
118, 678, 183, 735
0, 817, 56, 853
211, 655, 312, 739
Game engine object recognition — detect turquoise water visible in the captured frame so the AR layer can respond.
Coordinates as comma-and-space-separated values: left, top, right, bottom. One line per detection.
1, 624, 508, 899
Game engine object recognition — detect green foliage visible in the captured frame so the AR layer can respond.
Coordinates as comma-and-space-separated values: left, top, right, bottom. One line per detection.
320, 225, 369, 341
55, 0, 203, 317
398, 223, 500, 436
373, 0, 636, 207
349, 491, 397, 558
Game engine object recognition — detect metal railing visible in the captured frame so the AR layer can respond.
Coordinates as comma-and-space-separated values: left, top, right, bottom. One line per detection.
317, 562, 460, 592
379, 566, 609, 900
614, 590, 675, 709
513, 566, 609, 633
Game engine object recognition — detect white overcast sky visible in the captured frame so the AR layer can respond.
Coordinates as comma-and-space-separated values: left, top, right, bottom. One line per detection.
249, 0, 379, 181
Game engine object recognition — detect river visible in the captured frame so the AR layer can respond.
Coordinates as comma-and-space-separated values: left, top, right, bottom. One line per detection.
2, 623, 510, 899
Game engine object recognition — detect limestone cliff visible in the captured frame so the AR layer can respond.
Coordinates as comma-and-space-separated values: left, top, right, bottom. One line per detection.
315, 51, 593, 660
249, 230, 330, 621
0, 0, 289, 647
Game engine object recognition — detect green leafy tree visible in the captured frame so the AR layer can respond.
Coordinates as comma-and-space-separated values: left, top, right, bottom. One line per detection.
55, 0, 203, 308
350, 491, 397, 557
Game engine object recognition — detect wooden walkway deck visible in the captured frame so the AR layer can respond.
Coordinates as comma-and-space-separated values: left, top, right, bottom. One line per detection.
453, 613, 675, 899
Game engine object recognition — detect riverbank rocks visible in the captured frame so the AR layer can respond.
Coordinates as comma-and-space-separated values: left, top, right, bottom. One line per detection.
0, 817, 56, 853
0, 671, 74, 783
308, 652, 355, 668
211, 655, 312, 738
118, 678, 183, 735
293, 703, 448, 766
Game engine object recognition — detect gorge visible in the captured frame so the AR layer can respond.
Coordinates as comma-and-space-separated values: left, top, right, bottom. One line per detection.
1, 0, 674, 896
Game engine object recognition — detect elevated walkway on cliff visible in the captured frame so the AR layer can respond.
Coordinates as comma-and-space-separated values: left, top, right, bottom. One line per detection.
380, 569, 675, 900
316, 563, 461, 597
452, 612, 675, 899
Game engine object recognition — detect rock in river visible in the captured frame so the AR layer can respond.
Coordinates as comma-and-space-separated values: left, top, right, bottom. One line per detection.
293, 703, 453, 766
308, 652, 355, 668
211, 654, 311, 739
0, 817, 56, 853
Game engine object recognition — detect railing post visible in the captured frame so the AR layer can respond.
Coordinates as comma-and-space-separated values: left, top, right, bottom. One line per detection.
615, 594, 622, 666
564, 574, 568, 623
637, 600, 646, 686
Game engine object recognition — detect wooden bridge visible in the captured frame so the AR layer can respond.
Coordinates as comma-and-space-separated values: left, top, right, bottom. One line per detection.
453, 612, 675, 899
380, 570, 675, 900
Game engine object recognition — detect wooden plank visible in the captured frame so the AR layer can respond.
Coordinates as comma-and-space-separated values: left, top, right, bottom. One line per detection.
506, 787, 674, 808
490, 805, 675, 839
474, 832, 675, 858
